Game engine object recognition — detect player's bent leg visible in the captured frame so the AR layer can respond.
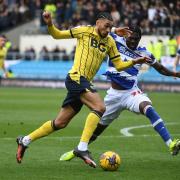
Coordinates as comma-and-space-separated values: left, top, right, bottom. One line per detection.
79, 91, 105, 148
16, 105, 77, 163
53, 105, 78, 129
139, 101, 179, 154
72, 91, 105, 167
60, 123, 109, 161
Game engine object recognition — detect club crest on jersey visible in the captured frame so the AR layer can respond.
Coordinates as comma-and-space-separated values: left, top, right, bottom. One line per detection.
91, 38, 106, 52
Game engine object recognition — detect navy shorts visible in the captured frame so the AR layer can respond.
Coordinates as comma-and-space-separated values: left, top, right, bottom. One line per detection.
62, 74, 97, 112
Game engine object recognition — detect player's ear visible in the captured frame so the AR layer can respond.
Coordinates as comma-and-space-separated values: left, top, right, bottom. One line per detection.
96, 19, 101, 27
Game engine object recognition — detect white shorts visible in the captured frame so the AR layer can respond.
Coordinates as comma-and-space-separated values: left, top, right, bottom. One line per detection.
100, 87, 152, 125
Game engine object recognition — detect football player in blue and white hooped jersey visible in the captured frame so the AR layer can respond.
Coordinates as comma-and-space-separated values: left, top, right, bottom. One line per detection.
91, 26, 180, 156
60, 26, 180, 161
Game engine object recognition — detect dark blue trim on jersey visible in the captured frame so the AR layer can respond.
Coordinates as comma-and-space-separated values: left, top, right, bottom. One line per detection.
105, 71, 135, 89
124, 67, 139, 76
137, 46, 146, 51
108, 60, 114, 67
115, 41, 141, 59
109, 32, 117, 39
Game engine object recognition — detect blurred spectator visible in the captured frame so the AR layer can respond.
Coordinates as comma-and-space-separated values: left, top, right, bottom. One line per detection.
24, 47, 36, 60
147, 40, 155, 55
0, 35, 10, 77
0, 0, 9, 31
52, 46, 60, 61
39, 46, 50, 60
154, 39, 164, 63
62, 51, 70, 61
6, 68, 15, 78
167, 35, 177, 57
110, 3, 120, 26
7, 45, 21, 60
56, 2, 65, 26
44, 1, 57, 18
18, 0, 30, 22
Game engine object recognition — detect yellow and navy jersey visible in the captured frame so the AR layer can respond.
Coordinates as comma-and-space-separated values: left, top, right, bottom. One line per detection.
48, 25, 122, 81
0, 47, 7, 69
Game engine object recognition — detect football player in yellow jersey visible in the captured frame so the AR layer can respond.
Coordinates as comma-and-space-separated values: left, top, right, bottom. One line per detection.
0, 36, 8, 78
16, 11, 150, 168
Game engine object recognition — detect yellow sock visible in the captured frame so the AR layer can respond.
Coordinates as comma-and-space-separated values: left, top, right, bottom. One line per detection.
28, 120, 54, 141
80, 112, 100, 143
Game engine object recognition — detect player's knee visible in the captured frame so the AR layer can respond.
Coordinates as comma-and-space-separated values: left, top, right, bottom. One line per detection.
52, 119, 68, 130
96, 104, 106, 114
139, 101, 152, 114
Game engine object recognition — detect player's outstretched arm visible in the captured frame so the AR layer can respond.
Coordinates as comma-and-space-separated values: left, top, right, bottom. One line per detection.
43, 11, 72, 39
112, 56, 150, 71
152, 61, 180, 78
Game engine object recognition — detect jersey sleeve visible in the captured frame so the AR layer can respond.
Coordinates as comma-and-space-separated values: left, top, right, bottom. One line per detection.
108, 37, 121, 62
70, 26, 91, 38
48, 24, 72, 39
107, 37, 134, 71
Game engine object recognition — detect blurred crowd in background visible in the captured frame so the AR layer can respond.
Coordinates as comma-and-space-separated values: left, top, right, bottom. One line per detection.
0, 0, 180, 35
0, 0, 180, 62
6, 44, 75, 61
4, 35, 178, 62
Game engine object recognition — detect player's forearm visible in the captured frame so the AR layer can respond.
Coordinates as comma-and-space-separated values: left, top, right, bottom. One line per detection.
47, 24, 72, 39
153, 63, 175, 76
112, 59, 133, 71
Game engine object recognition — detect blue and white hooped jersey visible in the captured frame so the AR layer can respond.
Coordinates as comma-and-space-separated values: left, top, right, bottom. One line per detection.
104, 33, 157, 90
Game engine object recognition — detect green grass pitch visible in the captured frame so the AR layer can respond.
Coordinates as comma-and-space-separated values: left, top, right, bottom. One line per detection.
0, 87, 180, 180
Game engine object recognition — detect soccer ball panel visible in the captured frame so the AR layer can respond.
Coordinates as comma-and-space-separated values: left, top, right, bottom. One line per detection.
99, 151, 121, 171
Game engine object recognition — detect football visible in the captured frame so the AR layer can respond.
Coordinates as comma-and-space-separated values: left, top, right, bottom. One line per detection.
99, 151, 121, 171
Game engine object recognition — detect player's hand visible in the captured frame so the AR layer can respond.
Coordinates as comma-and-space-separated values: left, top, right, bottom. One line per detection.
42, 11, 52, 26
114, 27, 132, 37
133, 57, 151, 64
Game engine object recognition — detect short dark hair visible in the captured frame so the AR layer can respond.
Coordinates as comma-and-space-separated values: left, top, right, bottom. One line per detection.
129, 25, 142, 38
96, 12, 113, 21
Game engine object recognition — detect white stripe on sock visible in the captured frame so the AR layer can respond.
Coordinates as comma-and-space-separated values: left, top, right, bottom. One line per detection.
152, 118, 163, 127
143, 105, 152, 114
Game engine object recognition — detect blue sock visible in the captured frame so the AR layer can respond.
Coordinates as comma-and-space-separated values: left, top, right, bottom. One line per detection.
145, 106, 172, 144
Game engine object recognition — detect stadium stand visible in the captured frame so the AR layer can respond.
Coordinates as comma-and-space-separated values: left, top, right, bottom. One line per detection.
5, 60, 180, 84
7, 61, 107, 80
1, 0, 180, 91
0, 0, 180, 35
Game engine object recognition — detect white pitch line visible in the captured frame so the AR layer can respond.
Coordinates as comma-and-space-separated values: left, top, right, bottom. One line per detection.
120, 122, 179, 137
1, 133, 180, 141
